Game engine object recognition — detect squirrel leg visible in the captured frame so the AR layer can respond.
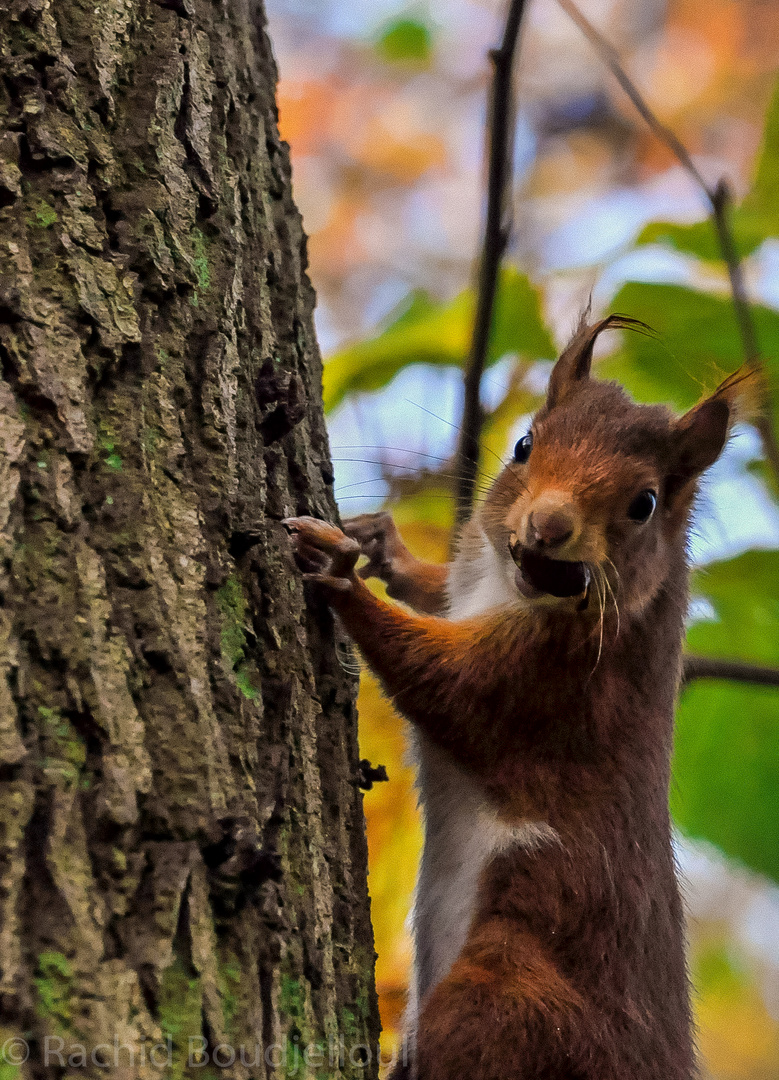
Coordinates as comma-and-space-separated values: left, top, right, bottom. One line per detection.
284, 516, 504, 769
344, 512, 450, 615
416, 919, 588, 1080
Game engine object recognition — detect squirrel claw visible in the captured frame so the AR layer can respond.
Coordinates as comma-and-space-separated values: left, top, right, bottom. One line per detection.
283, 516, 360, 584
303, 572, 354, 592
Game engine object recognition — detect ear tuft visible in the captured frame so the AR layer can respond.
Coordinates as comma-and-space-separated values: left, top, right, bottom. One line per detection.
670, 363, 764, 482
707, 362, 765, 425
547, 312, 654, 408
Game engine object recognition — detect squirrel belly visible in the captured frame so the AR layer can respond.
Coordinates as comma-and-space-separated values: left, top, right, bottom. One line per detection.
405, 526, 691, 1080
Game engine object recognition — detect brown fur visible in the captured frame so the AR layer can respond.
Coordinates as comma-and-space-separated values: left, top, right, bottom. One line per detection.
284, 319, 757, 1080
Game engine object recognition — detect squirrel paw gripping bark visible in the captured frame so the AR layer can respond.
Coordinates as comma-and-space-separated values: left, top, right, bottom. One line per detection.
283, 516, 360, 593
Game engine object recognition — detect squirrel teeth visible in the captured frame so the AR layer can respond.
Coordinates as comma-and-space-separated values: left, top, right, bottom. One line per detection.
517, 549, 590, 599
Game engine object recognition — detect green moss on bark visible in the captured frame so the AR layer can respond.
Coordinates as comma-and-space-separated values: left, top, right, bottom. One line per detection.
34, 951, 75, 1032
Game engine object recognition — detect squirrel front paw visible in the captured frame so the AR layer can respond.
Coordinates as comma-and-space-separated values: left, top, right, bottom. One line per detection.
343, 511, 413, 595
283, 517, 360, 594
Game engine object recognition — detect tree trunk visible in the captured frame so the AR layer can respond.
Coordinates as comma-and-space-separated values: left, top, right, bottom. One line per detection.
0, 1, 379, 1077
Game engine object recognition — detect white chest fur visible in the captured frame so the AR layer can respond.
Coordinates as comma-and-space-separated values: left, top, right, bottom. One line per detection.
411, 737, 556, 999
445, 527, 517, 619
405, 530, 559, 1047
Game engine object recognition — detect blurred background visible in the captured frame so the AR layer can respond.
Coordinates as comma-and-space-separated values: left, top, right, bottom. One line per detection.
265, 0, 779, 1075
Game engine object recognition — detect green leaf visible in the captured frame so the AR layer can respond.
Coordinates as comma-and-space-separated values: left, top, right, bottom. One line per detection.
634, 219, 725, 262
739, 75, 779, 239
673, 550, 779, 883
599, 281, 779, 425
323, 268, 555, 412
634, 209, 772, 263
489, 268, 557, 369
375, 18, 433, 64
674, 682, 779, 882
689, 550, 779, 666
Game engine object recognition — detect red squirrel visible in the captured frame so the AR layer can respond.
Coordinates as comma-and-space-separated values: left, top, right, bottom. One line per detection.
285, 314, 754, 1080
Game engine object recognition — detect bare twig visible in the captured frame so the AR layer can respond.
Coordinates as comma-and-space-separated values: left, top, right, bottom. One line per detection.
453, 0, 530, 532
555, 0, 779, 480
682, 654, 779, 689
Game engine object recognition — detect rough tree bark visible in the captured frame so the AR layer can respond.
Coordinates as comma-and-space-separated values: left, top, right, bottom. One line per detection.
0, 1, 379, 1077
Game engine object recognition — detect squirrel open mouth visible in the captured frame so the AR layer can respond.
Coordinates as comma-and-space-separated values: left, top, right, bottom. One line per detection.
515, 549, 590, 599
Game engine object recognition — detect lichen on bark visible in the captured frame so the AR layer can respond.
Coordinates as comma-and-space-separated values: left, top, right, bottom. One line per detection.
0, 0, 379, 1076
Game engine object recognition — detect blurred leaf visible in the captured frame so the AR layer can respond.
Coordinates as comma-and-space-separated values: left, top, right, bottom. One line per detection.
674, 681, 779, 883
689, 550, 779, 665
358, 673, 421, 1011
694, 943, 748, 999
673, 550, 779, 883
634, 78, 779, 262
390, 485, 455, 536
691, 940, 779, 1075
375, 18, 432, 64
599, 281, 779, 430
739, 75, 779, 241
324, 268, 555, 412
490, 269, 556, 368
634, 219, 726, 261
633, 211, 769, 262
360, 123, 446, 181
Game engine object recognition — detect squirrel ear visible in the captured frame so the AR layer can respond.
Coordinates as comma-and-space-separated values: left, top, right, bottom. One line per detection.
547, 313, 651, 408
671, 397, 731, 480
670, 365, 762, 481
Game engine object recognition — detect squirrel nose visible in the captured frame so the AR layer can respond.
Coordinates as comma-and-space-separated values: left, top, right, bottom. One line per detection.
527, 507, 575, 550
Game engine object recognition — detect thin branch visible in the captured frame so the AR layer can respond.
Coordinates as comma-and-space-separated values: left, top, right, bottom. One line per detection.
453, 0, 530, 533
682, 654, 779, 689
555, 0, 779, 481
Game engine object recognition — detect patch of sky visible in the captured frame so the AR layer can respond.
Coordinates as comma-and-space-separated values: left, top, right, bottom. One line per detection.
513, 111, 539, 182
362, 275, 416, 333
677, 835, 779, 995
313, 301, 341, 359
479, 357, 516, 412
267, 0, 410, 38
752, 239, 779, 310
337, 0, 421, 39
543, 188, 676, 270
330, 362, 463, 514
525, 360, 553, 395
742, 886, 779, 975
405, 179, 482, 261
593, 245, 694, 306
686, 595, 718, 630
434, 0, 502, 79
540, 164, 715, 273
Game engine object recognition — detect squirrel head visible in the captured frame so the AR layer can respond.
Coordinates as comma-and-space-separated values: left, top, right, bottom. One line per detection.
481, 314, 760, 618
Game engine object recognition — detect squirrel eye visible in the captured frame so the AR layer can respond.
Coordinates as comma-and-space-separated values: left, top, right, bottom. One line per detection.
628, 489, 657, 522
513, 433, 533, 464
